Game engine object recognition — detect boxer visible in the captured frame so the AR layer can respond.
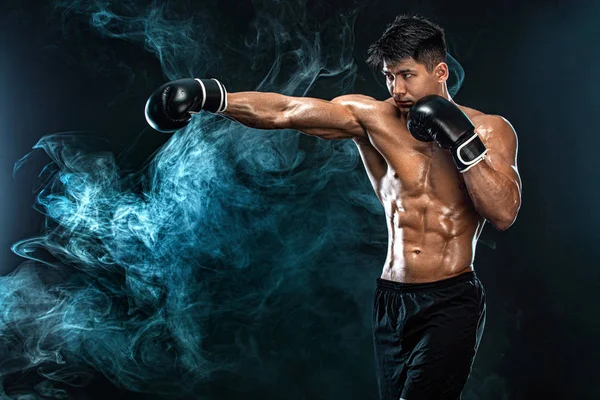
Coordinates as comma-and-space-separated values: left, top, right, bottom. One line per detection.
145, 14, 522, 400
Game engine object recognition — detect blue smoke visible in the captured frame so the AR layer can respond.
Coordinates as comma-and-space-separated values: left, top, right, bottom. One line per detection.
446, 52, 465, 99
3, 1, 469, 398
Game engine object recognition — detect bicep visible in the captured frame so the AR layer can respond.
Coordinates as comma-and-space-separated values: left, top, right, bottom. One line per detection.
282, 95, 371, 140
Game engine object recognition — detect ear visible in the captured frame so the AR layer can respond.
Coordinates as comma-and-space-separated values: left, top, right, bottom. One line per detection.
434, 62, 449, 83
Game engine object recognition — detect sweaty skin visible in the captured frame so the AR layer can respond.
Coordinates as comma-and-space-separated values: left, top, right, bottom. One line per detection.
349, 98, 487, 283
220, 59, 521, 283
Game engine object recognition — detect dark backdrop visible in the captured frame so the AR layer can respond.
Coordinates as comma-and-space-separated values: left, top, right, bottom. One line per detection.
0, 0, 598, 399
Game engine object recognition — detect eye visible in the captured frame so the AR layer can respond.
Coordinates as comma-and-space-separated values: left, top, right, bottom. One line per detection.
403, 73, 413, 79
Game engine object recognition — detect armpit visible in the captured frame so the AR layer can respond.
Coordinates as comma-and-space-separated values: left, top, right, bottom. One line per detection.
352, 136, 372, 146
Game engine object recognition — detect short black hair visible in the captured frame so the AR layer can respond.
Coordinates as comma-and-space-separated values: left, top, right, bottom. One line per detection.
366, 15, 447, 72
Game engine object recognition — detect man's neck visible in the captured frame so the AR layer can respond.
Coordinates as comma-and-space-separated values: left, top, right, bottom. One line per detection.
440, 83, 453, 102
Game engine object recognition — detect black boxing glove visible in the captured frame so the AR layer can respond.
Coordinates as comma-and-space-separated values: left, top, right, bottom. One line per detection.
144, 78, 228, 133
407, 95, 488, 173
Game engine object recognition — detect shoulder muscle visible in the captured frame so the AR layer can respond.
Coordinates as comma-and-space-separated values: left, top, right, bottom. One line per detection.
472, 114, 519, 164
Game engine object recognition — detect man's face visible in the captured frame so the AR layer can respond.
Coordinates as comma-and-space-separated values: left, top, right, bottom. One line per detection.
382, 58, 447, 112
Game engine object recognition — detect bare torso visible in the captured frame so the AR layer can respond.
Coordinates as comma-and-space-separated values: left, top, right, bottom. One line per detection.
354, 97, 486, 283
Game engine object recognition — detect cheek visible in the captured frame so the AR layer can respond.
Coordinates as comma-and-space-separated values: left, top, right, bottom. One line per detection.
409, 79, 430, 95
405, 81, 418, 95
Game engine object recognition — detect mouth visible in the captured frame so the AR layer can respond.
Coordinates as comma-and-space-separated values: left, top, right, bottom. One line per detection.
395, 101, 413, 107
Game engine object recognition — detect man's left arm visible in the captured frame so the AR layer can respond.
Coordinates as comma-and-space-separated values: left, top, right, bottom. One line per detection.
462, 115, 522, 230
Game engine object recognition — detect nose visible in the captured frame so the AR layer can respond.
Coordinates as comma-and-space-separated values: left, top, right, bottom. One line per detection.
392, 80, 406, 99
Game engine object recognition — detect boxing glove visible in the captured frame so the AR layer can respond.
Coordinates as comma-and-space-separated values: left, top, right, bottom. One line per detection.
145, 78, 227, 133
407, 95, 488, 173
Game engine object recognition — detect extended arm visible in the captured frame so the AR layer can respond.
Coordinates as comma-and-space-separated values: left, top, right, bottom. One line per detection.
222, 92, 371, 140
143, 77, 372, 140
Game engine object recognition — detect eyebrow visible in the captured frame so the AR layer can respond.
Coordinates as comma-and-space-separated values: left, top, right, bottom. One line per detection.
382, 68, 415, 74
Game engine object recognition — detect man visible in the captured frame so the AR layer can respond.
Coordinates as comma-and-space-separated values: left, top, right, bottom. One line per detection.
145, 14, 522, 400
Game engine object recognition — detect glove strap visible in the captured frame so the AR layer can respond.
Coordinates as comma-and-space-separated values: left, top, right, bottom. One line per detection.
451, 131, 488, 173
194, 78, 228, 113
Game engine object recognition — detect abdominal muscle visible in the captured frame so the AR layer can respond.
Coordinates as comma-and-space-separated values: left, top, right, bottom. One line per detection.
380, 195, 484, 283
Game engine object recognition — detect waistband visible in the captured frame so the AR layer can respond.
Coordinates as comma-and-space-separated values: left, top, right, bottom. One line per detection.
376, 270, 476, 293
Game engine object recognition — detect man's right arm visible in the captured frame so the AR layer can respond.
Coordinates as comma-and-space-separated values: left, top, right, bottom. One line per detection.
144, 78, 375, 140
222, 92, 373, 140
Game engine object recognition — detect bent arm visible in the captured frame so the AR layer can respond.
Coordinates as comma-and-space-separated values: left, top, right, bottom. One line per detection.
463, 115, 522, 230
221, 92, 371, 140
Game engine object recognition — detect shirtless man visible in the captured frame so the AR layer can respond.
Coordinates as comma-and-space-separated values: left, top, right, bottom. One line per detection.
145, 14, 522, 400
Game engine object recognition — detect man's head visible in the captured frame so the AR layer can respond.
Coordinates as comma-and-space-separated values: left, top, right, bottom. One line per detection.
366, 15, 449, 112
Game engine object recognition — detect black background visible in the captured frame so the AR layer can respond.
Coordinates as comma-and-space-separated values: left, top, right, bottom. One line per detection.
1, 0, 599, 399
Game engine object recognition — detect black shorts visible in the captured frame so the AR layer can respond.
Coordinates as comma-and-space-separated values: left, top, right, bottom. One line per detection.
372, 271, 486, 400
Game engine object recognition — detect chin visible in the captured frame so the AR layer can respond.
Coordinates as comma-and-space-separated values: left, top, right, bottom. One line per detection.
396, 106, 410, 116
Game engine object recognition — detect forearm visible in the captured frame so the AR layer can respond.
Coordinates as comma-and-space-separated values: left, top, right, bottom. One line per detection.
221, 92, 290, 130
462, 158, 521, 230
